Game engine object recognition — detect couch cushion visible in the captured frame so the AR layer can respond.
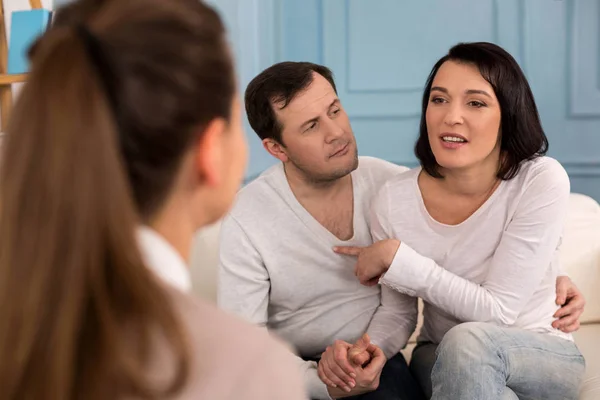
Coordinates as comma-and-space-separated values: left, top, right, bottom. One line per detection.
560, 194, 600, 324
574, 324, 600, 399
190, 221, 222, 302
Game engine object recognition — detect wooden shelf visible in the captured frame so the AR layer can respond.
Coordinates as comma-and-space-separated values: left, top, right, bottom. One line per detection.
0, 74, 28, 85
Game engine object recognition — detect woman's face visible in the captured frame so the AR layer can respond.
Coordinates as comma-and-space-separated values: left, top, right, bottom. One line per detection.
425, 61, 502, 173
212, 96, 248, 220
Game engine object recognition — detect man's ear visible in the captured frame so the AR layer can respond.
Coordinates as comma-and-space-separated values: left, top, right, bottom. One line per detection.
195, 118, 226, 187
263, 138, 289, 162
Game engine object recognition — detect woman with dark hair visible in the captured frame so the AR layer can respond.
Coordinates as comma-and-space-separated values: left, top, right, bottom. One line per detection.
334, 42, 585, 399
0, 0, 305, 399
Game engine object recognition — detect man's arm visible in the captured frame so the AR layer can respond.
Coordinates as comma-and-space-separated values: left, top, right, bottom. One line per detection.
217, 214, 269, 325
217, 214, 333, 399
366, 287, 418, 359
366, 185, 418, 358
317, 185, 418, 390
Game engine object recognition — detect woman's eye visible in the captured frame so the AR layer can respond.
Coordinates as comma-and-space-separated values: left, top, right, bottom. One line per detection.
430, 97, 446, 104
468, 101, 486, 108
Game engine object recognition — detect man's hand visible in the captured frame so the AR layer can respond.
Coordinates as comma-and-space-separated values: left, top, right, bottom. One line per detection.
317, 338, 360, 392
553, 276, 585, 333
317, 333, 374, 392
333, 240, 400, 286
320, 335, 386, 399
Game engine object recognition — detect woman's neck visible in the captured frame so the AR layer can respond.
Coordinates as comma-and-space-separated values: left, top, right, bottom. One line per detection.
437, 152, 502, 197
148, 196, 199, 264
438, 166, 499, 197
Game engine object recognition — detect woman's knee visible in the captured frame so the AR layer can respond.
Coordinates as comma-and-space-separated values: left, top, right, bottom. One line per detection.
436, 322, 498, 362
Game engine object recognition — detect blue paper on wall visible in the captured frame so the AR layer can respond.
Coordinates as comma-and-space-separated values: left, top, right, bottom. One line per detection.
8, 9, 52, 74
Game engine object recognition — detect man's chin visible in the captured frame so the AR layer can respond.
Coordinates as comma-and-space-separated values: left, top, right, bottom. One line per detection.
324, 163, 358, 182
349, 151, 359, 171
289, 153, 358, 184
330, 152, 359, 178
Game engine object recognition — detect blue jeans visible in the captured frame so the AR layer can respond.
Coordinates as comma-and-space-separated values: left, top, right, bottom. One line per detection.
311, 353, 426, 400
410, 322, 585, 400
411, 342, 522, 400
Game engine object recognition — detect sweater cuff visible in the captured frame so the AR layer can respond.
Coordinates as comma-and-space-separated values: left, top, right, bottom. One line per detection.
379, 242, 427, 297
305, 363, 333, 399
368, 336, 396, 362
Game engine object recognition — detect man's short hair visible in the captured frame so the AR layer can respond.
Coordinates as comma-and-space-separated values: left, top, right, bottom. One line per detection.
244, 61, 337, 144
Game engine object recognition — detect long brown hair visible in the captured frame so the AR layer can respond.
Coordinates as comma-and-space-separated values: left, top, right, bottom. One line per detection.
0, 0, 234, 398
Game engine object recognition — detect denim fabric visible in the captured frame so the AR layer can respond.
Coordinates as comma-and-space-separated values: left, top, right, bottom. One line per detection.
423, 322, 585, 400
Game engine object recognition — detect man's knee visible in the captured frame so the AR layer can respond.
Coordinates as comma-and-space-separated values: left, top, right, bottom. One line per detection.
436, 322, 498, 364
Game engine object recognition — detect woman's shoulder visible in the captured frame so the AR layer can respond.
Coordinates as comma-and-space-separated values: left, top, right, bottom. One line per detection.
170, 288, 295, 363
159, 288, 305, 399
520, 156, 567, 175
500, 156, 570, 214
515, 156, 569, 192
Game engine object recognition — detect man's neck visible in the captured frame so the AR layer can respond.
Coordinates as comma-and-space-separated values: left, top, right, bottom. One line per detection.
284, 163, 351, 201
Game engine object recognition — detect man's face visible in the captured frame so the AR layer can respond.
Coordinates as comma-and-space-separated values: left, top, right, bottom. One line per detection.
271, 73, 358, 183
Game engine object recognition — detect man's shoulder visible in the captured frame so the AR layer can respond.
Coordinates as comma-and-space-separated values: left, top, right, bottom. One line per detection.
378, 167, 419, 200
355, 156, 411, 192
229, 165, 283, 219
357, 156, 410, 176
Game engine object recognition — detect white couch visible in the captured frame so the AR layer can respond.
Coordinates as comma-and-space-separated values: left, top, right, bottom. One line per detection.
190, 193, 600, 399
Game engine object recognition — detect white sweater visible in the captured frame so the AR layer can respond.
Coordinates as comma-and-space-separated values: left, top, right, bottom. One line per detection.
375, 156, 573, 344
218, 157, 416, 400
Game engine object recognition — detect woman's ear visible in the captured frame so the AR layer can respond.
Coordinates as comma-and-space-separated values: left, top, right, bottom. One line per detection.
194, 118, 226, 187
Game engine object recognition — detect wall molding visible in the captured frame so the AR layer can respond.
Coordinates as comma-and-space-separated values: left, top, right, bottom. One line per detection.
562, 161, 600, 177
343, 0, 503, 94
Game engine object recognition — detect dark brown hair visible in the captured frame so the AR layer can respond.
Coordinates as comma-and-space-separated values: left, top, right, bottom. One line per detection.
245, 61, 336, 144
415, 42, 548, 180
0, 0, 234, 399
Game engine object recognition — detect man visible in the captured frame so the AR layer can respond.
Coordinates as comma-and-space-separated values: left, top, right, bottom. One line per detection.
217, 62, 585, 399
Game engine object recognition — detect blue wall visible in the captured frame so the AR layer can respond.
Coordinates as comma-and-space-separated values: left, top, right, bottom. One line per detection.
53, 0, 600, 201
211, 0, 600, 202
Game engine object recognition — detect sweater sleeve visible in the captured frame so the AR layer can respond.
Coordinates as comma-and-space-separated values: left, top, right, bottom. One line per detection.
294, 358, 333, 399
379, 160, 570, 325
366, 184, 418, 359
217, 214, 332, 399
217, 214, 270, 326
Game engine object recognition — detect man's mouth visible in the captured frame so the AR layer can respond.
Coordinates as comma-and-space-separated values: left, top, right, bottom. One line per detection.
330, 143, 349, 158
